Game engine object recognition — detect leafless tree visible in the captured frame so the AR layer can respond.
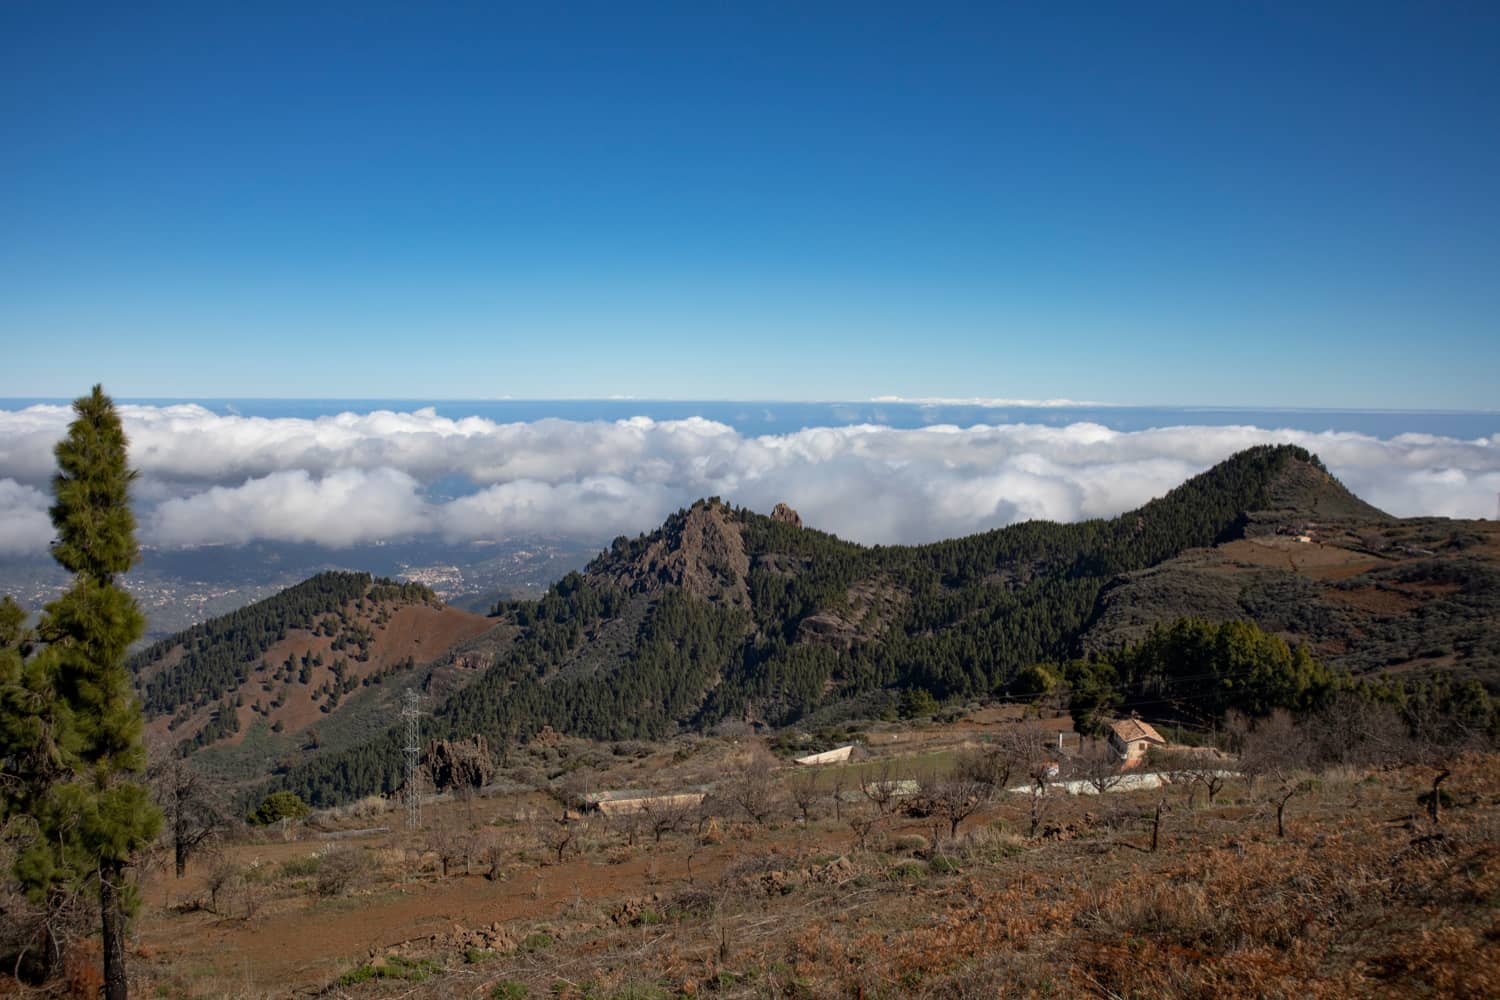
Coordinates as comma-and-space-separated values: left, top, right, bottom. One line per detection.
954, 741, 1018, 794
1154, 748, 1206, 807
609, 805, 645, 848
150, 756, 231, 879
729, 757, 780, 826
861, 760, 908, 816
1021, 744, 1061, 839
480, 831, 507, 881
828, 768, 849, 821
1147, 796, 1166, 852
205, 858, 242, 916
1306, 692, 1406, 768
1193, 766, 1228, 806
641, 795, 698, 844
1273, 778, 1315, 838
427, 820, 469, 877
847, 804, 880, 852
537, 815, 579, 866
914, 772, 991, 840
1236, 709, 1310, 792
1402, 683, 1497, 823
1076, 739, 1127, 795
788, 770, 821, 823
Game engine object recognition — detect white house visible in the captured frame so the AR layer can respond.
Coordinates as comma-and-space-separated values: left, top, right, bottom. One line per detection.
1108, 717, 1167, 766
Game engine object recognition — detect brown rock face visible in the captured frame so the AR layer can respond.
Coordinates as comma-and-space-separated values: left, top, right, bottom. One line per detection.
426, 735, 495, 791
771, 503, 802, 527
591, 500, 751, 608
794, 577, 906, 650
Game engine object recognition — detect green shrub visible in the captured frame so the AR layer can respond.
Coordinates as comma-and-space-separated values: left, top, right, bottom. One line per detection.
251, 791, 310, 826
337, 955, 438, 986
888, 860, 927, 881
522, 931, 554, 952
893, 834, 929, 854
491, 981, 528, 1000
279, 855, 321, 879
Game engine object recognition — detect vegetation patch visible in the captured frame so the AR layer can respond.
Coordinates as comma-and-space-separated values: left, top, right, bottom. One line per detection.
336, 954, 440, 986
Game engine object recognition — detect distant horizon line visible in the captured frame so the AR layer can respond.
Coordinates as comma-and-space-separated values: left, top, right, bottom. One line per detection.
1, 395, 1496, 416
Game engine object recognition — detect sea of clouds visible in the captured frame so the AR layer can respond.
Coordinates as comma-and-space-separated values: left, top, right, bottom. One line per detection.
0, 403, 1497, 557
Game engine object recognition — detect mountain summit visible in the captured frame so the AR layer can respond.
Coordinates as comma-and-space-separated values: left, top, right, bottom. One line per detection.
138, 446, 1497, 807
587, 498, 751, 608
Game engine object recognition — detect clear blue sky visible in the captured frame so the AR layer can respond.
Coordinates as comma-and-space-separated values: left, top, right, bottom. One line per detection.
2, 3, 1496, 407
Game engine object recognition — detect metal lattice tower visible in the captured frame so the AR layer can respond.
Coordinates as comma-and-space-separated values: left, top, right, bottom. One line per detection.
402, 689, 422, 830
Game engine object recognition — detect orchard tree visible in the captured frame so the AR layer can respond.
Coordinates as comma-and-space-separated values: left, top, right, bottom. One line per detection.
0, 386, 161, 998
150, 756, 229, 878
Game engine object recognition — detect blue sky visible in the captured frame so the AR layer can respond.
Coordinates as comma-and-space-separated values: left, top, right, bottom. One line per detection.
2, 3, 1497, 407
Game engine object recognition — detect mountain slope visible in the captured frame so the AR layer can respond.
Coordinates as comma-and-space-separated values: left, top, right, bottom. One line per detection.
266, 444, 1447, 805
128, 572, 505, 766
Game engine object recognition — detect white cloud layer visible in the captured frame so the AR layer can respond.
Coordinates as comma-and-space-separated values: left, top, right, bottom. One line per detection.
0, 478, 51, 557
0, 404, 1496, 551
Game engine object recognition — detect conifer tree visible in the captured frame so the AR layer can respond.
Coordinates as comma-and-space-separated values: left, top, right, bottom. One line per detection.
0, 386, 160, 998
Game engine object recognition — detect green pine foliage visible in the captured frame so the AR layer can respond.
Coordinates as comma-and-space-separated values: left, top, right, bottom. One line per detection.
0, 386, 162, 993
130, 573, 435, 716
268, 445, 1330, 806
1114, 617, 1334, 718
249, 790, 311, 825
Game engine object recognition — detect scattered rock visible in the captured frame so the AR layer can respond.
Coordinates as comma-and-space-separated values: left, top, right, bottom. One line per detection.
426, 734, 495, 792
610, 898, 647, 926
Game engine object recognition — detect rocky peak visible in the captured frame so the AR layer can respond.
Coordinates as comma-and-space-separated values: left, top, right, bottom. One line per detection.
771, 503, 802, 528
589, 499, 751, 608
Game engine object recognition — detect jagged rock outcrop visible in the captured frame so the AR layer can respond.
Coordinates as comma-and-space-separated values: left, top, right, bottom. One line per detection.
426, 734, 494, 791
771, 503, 802, 527
589, 499, 751, 608
795, 577, 906, 650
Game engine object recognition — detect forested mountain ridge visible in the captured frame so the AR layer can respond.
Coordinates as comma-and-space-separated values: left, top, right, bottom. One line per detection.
127, 572, 499, 760
262, 443, 1500, 806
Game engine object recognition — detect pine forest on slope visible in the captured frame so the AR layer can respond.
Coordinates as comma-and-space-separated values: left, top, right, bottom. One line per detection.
122, 445, 1500, 806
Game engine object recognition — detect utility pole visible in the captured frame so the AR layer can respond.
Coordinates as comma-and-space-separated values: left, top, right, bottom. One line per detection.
402, 689, 422, 830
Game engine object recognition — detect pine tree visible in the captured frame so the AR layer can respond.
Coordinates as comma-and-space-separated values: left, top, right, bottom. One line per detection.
0, 386, 161, 997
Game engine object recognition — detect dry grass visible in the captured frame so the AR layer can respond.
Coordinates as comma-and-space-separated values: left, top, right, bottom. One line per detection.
21, 750, 1497, 1000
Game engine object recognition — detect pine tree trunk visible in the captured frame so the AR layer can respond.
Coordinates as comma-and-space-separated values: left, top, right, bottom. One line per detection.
28, 903, 64, 984
100, 861, 129, 1000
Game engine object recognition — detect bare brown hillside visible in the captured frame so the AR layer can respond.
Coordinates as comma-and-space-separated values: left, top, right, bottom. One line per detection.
146, 598, 493, 752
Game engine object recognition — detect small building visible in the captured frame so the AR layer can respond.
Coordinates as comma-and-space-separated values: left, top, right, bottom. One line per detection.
577, 790, 705, 817
1108, 717, 1167, 766
794, 745, 855, 766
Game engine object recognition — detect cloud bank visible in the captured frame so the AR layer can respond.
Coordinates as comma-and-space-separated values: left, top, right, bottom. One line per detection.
0, 404, 1496, 555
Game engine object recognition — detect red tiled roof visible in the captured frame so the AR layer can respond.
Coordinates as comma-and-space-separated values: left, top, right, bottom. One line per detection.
1110, 718, 1165, 744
